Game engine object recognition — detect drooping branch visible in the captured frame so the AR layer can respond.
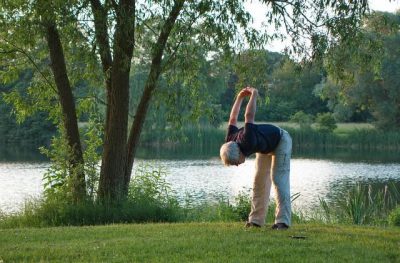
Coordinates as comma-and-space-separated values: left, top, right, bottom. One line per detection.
124, 0, 186, 189
1, 40, 58, 94
162, 12, 203, 70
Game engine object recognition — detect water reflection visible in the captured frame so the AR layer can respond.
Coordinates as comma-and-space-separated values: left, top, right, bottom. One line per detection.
1, 144, 399, 163
2, 158, 399, 214
1, 144, 400, 214
137, 145, 400, 163
0, 162, 48, 212
293, 147, 400, 163
0, 146, 48, 162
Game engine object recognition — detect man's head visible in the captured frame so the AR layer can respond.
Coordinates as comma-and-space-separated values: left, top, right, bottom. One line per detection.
220, 141, 245, 166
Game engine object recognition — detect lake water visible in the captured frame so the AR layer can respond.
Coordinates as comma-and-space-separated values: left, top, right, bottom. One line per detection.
1, 146, 400, 214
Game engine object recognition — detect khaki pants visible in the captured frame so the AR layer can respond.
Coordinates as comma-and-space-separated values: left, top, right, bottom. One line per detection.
248, 130, 292, 226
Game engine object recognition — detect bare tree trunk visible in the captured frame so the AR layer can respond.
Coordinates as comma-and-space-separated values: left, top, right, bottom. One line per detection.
45, 23, 86, 201
124, 0, 185, 195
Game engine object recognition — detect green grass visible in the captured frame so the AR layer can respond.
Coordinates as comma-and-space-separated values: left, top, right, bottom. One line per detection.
0, 222, 399, 262
333, 122, 374, 133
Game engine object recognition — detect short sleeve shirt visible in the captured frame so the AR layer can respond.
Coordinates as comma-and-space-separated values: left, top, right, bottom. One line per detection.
225, 123, 282, 157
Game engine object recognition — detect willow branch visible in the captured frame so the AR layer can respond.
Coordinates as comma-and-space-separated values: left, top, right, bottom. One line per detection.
1, 39, 58, 94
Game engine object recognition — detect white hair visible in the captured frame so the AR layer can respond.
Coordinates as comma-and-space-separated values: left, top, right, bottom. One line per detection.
220, 141, 240, 166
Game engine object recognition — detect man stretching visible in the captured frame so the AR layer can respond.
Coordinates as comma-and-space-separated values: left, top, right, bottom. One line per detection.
219, 87, 292, 229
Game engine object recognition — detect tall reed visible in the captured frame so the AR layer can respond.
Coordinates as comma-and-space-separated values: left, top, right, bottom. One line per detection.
319, 182, 400, 225
285, 127, 400, 151
141, 125, 400, 153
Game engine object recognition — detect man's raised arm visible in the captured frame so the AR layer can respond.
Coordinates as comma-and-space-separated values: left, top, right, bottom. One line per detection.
244, 88, 258, 124
228, 88, 251, 126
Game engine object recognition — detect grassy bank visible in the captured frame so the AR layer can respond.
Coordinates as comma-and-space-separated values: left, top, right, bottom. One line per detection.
0, 222, 399, 262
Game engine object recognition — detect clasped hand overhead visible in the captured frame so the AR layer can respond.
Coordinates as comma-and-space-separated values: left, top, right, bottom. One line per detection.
238, 87, 258, 98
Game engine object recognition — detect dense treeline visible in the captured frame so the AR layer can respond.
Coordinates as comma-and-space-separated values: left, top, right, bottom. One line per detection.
1, 11, 399, 146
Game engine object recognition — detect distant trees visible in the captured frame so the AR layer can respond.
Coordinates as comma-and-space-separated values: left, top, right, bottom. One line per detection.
0, 103, 55, 146
265, 59, 327, 121
315, 113, 337, 133
318, 11, 400, 130
0, 71, 56, 146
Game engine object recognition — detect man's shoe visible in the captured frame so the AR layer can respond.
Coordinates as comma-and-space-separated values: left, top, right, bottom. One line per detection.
244, 221, 261, 228
271, 223, 289, 230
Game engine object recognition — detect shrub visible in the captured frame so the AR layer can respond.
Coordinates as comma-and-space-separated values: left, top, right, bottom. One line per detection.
0, 163, 183, 227
290, 111, 313, 129
315, 112, 337, 133
232, 189, 252, 221
389, 207, 400, 227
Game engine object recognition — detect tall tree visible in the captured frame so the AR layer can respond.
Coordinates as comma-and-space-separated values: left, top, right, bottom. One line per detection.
1, 0, 375, 203
319, 11, 400, 128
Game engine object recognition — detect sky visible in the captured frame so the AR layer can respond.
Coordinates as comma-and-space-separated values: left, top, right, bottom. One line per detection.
369, 0, 400, 12
245, 0, 400, 52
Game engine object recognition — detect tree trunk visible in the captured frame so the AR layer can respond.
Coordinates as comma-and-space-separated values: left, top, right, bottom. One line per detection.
97, 0, 135, 202
89, 0, 113, 125
92, 0, 184, 201
45, 23, 86, 201
124, 0, 185, 195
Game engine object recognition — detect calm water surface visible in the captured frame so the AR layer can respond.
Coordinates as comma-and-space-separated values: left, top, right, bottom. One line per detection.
1, 147, 400, 213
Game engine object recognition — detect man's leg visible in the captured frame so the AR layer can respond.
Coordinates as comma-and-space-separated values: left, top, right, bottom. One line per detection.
248, 153, 272, 226
271, 130, 292, 226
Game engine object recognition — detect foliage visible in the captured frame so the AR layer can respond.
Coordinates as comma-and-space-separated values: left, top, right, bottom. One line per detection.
321, 11, 400, 129
39, 104, 103, 201
218, 53, 328, 123
180, 188, 254, 223
319, 183, 400, 225
289, 126, 400, 150
315, 112, 337, 133
257, 59, 327, 121
232, 189, 252, 221
130, 53, 227, 142
39, 128, 78, 200
81, 118, 103, 199
0, 163, 181, 227
290, 111, 314, 129
0, 162, 301, 227
128, 163, 178, 208
142, 124, 400, 153
0, 72, 56, 146
0, 0, 378, 203
314, 78, 371, 122
233, 49, 274, 92
0, 102, 55, 146
388, 207, 400, 227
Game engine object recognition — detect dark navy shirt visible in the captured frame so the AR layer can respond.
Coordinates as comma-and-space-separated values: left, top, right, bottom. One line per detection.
225, 123, 282, 157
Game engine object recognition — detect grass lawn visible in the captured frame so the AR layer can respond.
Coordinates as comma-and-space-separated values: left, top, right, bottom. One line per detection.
1, 222, 399, 262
